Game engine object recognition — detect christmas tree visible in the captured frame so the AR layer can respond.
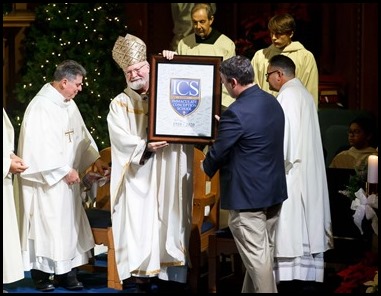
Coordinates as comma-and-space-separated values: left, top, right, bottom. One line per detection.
11, 3, 129, 149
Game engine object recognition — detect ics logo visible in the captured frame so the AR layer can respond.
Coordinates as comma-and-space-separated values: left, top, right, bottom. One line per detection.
170, 78, 201, 116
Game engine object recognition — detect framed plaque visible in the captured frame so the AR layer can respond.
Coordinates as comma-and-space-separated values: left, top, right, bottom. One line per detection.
148, 54, 222, 144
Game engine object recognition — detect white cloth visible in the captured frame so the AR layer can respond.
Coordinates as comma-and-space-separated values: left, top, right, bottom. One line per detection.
177, 32, 236, 108
251, 41, 319, 108
3, 109, 25, 283
107, 88, 193, 283
17, 83, 98, 275
274, 78, 334, 282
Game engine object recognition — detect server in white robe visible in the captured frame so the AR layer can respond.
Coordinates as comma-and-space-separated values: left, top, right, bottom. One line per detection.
108, 34, 193, 288
163, 3, 236, 110
17, 60, 108, 292
170, 3, 216, 50
251, 13, 319, 108
266, 55, 334, 290
3, 108, 28, 288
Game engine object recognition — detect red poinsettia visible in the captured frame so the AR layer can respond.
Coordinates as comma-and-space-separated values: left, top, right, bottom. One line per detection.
335, 251, 378, 293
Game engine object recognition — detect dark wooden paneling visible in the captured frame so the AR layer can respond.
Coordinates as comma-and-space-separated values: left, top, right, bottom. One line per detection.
4, 3, 378, 119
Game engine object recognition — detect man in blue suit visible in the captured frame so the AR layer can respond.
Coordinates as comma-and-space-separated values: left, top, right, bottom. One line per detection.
202, 55, 288, 293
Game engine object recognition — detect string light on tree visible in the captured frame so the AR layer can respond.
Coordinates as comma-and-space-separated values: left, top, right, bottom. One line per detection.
12, 3, 129, 149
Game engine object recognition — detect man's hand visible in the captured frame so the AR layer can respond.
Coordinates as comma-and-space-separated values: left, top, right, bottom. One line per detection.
147, 141, 169, 152
9, 154, 28, 174
65, 169, 80, 185
94, 158, 111, 176
162, 50, 177, 60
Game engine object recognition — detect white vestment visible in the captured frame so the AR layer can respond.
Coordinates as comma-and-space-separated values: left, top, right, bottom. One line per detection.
177, 32, 236, 108
273, 78, 334, 282
3, 108, 25, 283
17, 83, 99, 275
107, 87, 193, 283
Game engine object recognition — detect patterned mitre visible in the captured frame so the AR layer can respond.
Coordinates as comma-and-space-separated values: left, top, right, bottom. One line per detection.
112, 34, 147, 69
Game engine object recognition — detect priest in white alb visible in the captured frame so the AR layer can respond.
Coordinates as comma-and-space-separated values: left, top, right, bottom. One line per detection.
16, 60, 109, 292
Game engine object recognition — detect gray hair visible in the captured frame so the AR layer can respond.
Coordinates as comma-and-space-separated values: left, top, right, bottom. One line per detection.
53, 60, 87, 82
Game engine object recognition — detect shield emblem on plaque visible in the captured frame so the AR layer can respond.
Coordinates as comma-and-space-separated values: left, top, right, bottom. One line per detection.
170, 78, 201, 116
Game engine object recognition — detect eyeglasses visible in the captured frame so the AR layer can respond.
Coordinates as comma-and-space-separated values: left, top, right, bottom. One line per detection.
265, 70, 279, 79
125, 64, 146, 76
348, 129, 363, 136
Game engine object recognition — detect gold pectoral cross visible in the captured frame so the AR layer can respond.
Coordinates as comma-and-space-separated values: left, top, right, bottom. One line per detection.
65, 129, 74, 143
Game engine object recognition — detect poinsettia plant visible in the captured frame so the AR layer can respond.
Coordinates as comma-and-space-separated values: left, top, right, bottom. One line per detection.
339, 166, 367, 201
335, 252, 378, 293
336, 165, 378, 293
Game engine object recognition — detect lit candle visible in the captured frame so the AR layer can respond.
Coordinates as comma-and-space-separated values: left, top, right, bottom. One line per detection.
367, 155, 378, 184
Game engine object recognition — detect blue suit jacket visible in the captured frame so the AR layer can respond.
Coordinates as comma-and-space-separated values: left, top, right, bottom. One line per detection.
203, 84, 288, 210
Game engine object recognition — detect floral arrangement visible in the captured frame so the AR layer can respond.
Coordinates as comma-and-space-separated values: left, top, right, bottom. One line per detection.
339, 166, 378, 236
350, 188, 378, 236
364, 271, 378, 294
339, 167, 367, 200
336, 166, 378, 293
335, 252, 378, 293
234, 15, 271, 59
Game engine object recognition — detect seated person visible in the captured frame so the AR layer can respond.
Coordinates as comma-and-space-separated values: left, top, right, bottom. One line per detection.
330, 116, 378, 170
